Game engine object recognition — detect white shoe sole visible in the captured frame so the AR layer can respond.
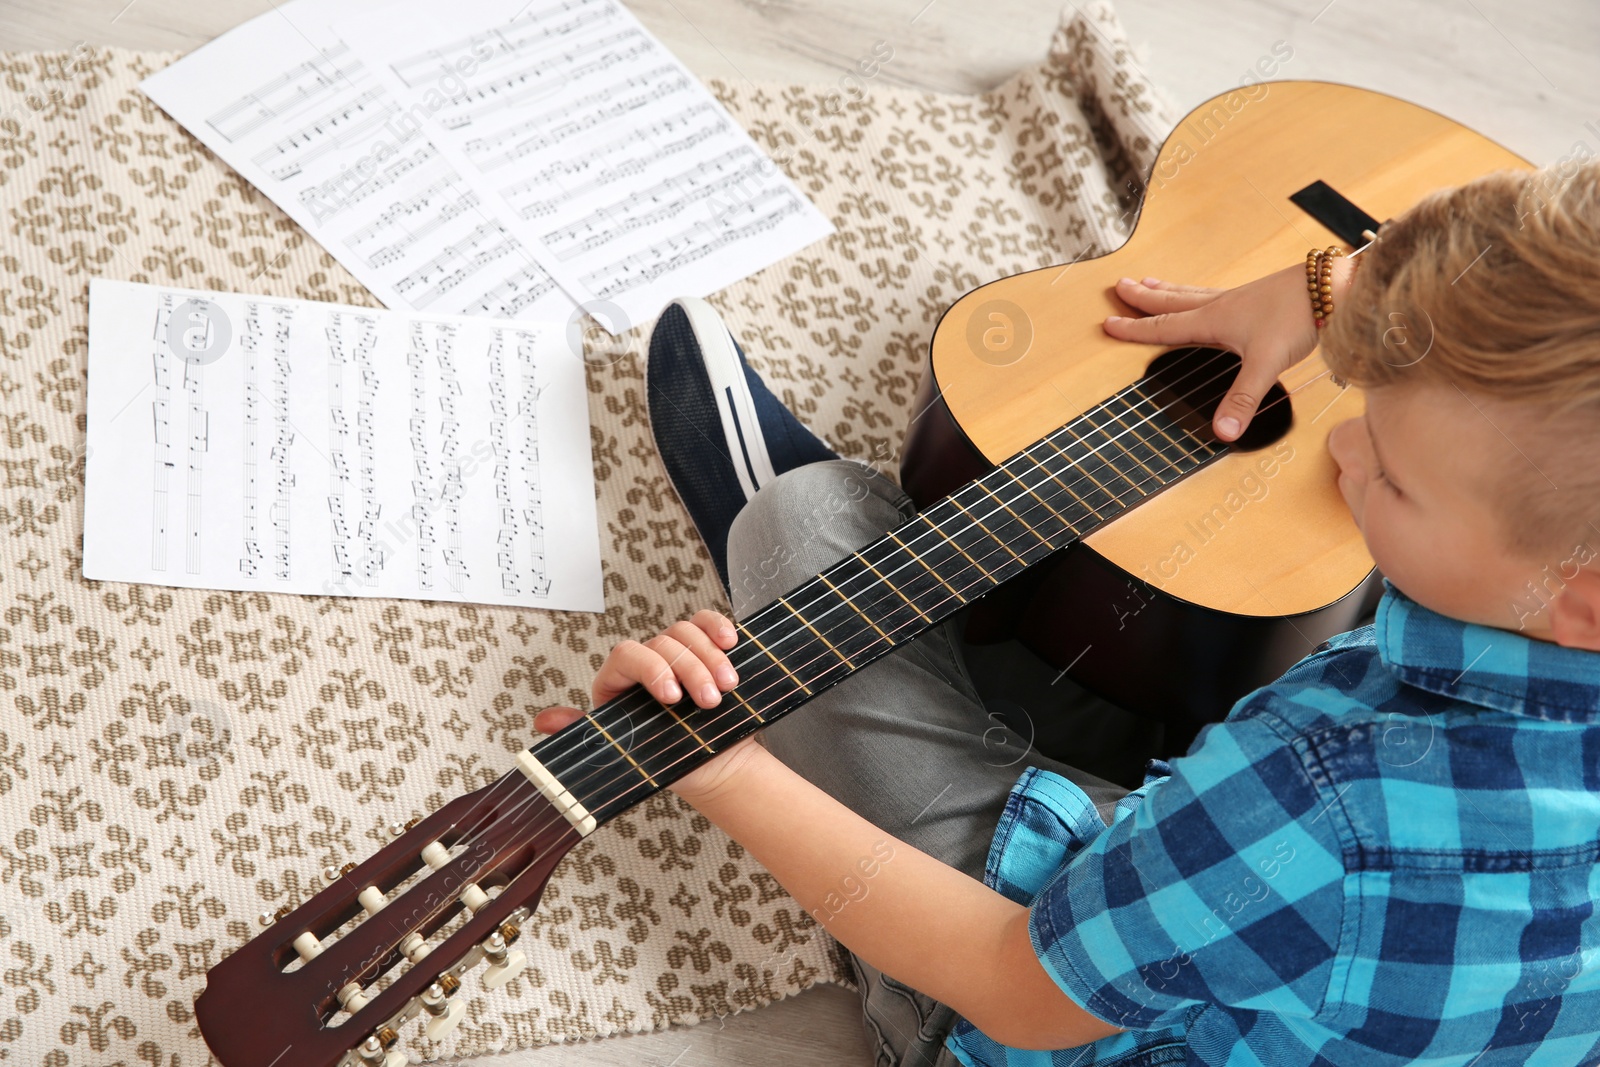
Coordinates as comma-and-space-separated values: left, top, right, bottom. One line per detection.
670, 296, 777, 502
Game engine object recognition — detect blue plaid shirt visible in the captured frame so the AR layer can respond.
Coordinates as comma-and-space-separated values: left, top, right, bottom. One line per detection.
947, 581, 1600, 1067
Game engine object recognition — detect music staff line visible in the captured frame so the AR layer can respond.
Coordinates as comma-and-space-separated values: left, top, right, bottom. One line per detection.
503, 115, 725, 219
252, 85, 400, 182
388, 0, 615, 90
360, 190, 483, 270
296, 141, 441, 218
206, 42, 359, 143
463, 65, 683, 170
584, 190, 804, 298
544, 147, 765, 259
435, 35, 655, 128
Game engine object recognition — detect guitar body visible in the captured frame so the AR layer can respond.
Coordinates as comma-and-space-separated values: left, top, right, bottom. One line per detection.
902, 80, 1531, 748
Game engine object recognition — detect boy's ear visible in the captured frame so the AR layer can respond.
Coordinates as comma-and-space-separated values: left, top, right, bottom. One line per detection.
1547, 568, 1600, 651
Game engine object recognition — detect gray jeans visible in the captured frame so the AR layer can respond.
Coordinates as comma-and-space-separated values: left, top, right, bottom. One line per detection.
724, 459, 1127, 1067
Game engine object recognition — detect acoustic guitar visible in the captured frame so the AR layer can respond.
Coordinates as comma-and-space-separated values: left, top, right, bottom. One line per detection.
193, 81, 1529, 1067
903, 78, 1531, 751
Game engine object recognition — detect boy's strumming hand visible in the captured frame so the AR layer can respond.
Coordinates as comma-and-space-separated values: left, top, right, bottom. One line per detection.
1101, 255, 1358, 442
531, 609, 767, 804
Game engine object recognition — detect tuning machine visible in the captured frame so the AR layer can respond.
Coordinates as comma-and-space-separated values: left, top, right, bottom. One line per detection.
355, 1026, 405, 1067
481, 921, 527, 989
418, 972, 466, 1040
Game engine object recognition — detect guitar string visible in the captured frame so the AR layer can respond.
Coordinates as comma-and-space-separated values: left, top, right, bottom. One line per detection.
320, 356, 1332, 996
448, 352, 1318, 866
527, 348, 1277, 787
441, 347, 1251, 852
337, 347, 1257, 948
444, 356, 1329, 869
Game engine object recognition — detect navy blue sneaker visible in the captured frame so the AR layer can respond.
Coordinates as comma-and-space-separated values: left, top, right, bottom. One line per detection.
646, 296, 839, 593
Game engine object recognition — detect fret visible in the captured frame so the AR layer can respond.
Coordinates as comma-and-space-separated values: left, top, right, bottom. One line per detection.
864, 529, 964, 613
947, 495, 1025, 563
916, 511, 997, 583
782, 575, 895, 668
815, 571, 892, 642
1049, 420, 1141, 500
1009, 445, 1113, 521
1123, 384, 1197, 470
974, 462, 1078, 541
1098, 394, 1183, 481
930, 495, 1023, 579
543, 690, 692, 822
583, 710, 660, 787
552, 353, 1248, 830
971, 481, 1057, 550
884, 530, 968, 604
776, 593, 857, 669
665, 704, 716, 755
823, 555, 922, 643
736, 622, 809, 701
851, 549, 932, 623
728, 687, 767, 724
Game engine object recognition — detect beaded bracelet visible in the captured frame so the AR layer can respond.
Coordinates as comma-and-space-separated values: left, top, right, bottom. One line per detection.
1305, 245, 1344, 328
1305, 232, 1376, 329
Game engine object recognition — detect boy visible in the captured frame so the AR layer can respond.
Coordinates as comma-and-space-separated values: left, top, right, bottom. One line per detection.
534, 160, 1600, 1064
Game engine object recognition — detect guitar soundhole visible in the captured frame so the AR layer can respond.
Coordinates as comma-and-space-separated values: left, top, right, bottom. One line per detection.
1144, 346, 1292, 452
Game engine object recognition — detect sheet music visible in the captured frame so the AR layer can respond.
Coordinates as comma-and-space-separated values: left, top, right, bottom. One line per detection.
84, 279, 604, 612
333, 0, 834, 330
139, 0, 833, 332
140, 8, 574, 323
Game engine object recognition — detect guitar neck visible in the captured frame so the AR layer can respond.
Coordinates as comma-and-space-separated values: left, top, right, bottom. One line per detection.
530, 347, 1235, 830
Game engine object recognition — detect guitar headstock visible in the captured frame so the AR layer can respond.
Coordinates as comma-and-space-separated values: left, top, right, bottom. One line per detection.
195, 771, 581, 1067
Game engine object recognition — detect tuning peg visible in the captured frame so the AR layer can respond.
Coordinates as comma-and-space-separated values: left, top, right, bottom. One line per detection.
293, 932, 323, 961
400, 931, 431, 964
418, 840, 494, 919
337, 980, 372, 1013
481, 923, 527, 990
358, 886, 387, 915
419, 974, 465, 1040
483, 949, 527, 990
292, 929, 374, 1013
356, 1028, 405, 1067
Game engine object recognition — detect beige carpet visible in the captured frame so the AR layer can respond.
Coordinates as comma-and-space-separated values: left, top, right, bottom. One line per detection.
0, 5, 1176, 1062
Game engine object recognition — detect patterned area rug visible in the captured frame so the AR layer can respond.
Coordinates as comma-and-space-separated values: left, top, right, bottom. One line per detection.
0, 5, 1176, 1063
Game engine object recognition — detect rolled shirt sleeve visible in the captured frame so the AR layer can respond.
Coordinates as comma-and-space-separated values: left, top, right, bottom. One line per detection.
1027, 705, 1349, 1033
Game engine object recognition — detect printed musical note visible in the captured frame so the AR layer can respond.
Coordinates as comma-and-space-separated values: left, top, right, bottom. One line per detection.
141, 3, 575, 324
584, 190, 805, 299
326, 0, 833, 327
86, 279, 602, 609
140, 0, 830, 332
206, 43, 358, 143
251, 86, 399, 182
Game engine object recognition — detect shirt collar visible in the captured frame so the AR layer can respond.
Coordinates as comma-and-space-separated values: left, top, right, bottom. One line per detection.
1374, 580, 1600, 723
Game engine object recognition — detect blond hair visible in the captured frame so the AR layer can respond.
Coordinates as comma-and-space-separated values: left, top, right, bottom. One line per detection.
1321, 157, 1600, 557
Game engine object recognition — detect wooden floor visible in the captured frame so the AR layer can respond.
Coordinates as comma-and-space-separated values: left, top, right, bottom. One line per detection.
2, 1, 1595, 1064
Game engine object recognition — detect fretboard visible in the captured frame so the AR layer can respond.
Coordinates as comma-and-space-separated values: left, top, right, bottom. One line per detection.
529, 346, 1238, 827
